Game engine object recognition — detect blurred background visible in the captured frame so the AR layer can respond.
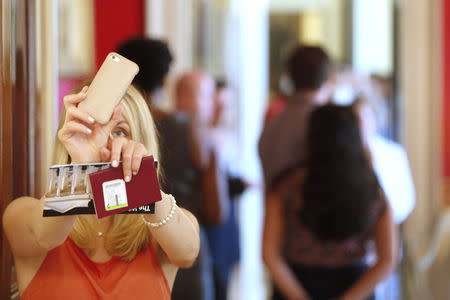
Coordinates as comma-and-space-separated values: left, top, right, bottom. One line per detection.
0, 0, 449, 299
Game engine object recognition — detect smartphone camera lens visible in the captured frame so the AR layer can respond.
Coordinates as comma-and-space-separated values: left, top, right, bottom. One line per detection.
111, 54, 120, 62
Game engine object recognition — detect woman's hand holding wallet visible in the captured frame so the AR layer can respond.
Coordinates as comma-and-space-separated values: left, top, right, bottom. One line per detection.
99, 136, 149, 183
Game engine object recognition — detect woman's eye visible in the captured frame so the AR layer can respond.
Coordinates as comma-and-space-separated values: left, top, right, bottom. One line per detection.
111, 130, 127, 137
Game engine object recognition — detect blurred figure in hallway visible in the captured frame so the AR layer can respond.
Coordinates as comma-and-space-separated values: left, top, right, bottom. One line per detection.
263, 104, 397, 300
354, 96, 415, 225
354, 95, 415, 300
332, 70, 415, 224
205, 78, 248, 300
117, 37, 227, 300
170, 71, 229, 300
258, 45, 333, 191
333, 70, 415, 299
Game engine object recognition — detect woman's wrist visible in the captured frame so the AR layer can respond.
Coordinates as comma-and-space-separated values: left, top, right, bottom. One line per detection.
143, 193, 176, 224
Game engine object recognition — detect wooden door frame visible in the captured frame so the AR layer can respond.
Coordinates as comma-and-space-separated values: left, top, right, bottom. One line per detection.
1, 1, 37, 299
0, 1, 14, 298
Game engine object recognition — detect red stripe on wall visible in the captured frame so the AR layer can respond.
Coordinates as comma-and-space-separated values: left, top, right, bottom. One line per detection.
444, 0, 450, 177
93, 0, 144, 69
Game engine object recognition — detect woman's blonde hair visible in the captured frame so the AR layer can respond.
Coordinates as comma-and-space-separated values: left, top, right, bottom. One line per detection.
53, 85, 159, 260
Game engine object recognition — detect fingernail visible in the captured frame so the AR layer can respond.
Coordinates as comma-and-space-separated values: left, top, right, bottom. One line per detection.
112, 160, 119, 167
132, 171, 137, 176
86, 128, 92, 134
125, 176, 131, 182
88, 116, 95, 123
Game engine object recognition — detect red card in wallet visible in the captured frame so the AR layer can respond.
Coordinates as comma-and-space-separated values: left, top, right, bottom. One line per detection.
89, 156, 161, 218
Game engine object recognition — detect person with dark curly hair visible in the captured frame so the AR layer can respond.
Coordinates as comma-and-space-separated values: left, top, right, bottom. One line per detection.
116, 37, 173, 105
263, 104, 397, 300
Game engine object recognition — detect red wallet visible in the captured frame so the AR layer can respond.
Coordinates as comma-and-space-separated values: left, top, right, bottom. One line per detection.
88, 156, 162, 218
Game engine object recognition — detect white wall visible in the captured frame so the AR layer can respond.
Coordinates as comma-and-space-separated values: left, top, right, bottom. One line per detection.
226, 1, 269, 299
145, 0, 194, 74
352, 0, 393, 75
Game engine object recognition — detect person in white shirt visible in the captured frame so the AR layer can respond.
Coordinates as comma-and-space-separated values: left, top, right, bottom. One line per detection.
354, 96, 415, 300
355, 97, 415, 224
333, 71, 416, 223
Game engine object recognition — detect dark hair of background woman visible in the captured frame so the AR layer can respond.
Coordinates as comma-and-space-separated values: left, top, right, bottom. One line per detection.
300, 104, 383, 242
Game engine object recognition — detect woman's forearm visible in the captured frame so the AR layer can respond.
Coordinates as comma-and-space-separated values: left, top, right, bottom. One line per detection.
143, 193, 200, 267
31, 156, 99, 249
32, 197, 77, 250
340, 261, 395, 300
3, 196, 77, 257
342, 205, 397, 300
265, 254, 310, 300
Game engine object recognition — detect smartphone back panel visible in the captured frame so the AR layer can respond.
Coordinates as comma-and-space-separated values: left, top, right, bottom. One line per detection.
79, 52, 139, 124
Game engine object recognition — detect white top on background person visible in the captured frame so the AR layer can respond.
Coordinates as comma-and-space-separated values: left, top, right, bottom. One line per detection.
333, 71, 416, 225
356, 97, 415, 224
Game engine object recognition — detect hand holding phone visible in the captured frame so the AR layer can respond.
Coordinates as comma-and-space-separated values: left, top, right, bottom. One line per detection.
58, 92, 124, 164
78, 52, 139, 124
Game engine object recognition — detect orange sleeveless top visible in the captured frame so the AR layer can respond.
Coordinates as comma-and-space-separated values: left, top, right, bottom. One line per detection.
21, 238, 170, 300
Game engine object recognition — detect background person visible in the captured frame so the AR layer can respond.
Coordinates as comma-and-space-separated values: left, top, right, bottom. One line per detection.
205, 78, 247, 300
263, 104, 397, 300
259, 45, 334, 191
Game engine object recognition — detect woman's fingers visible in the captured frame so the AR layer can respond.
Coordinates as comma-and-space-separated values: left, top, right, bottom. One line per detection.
66, 106, 95, 124
121, 141, 136, 182
108, 138, 148, 182
63, 86, 88, 109
63, 87, 94, 126
109, 137, 127, 168
131, 144, 147, 176
58, 121, 92, 141
80, 86, 88, 94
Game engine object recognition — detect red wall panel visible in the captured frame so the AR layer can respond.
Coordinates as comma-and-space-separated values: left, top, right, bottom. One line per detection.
93, 0, 144, 69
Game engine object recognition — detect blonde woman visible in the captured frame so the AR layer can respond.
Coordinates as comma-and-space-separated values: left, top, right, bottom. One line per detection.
2, 85, 200, 299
